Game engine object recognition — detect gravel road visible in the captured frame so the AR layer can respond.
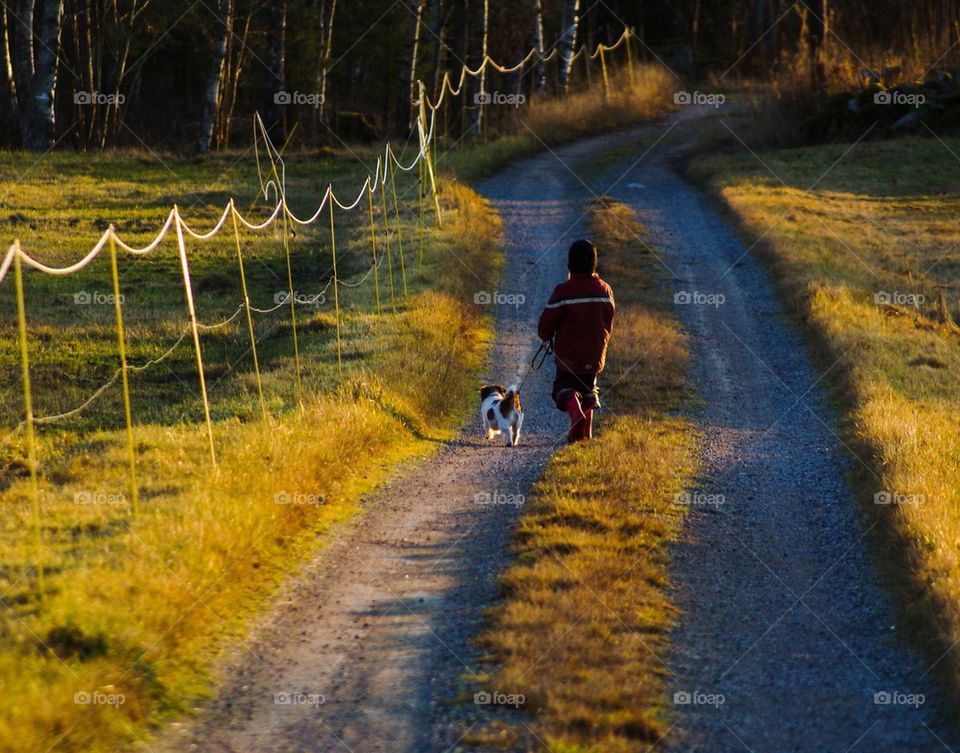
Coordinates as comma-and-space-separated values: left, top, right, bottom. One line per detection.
154, 131, 626, 753
155, 111, 956, 753
602, 109, 956, 752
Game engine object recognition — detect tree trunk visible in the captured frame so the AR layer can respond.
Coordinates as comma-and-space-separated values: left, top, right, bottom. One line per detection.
558, 0, 580, 93
466, 0, 488, 136
0, 5, 18, 145
265, 0, 287, 140
747, 0, 772, 73
198, 0, 230, 153
427, 0, 446, 97
808, 0, 828, 88
315, 0, 336, 127
531, 0, 545, 95
11, 0, 34, 115
21, 0, 63, 152
397, 0, 425, 131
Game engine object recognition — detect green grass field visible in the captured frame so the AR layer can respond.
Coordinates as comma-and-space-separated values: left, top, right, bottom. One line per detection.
0, 143, 501, 753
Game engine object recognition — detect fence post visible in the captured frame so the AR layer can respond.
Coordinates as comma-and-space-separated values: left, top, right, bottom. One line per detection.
625, 27, 636, 86
418, 156, 426, 272
173, 208, 217, 468
230, 202, 268, 421
599, 46, 610, 100
328, 189, 343, 376
108, 232, 140, 518
13, 247, 44, 596
380, 173, 398, 313
387, 146, 408, 297
419, 83, 443, 227
367, 182, 384, 352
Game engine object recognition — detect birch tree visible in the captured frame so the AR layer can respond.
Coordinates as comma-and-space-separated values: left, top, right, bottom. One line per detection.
198, 0, 231, 153
558, 0, 580, 93
19, 0, 65, 152
398, 0, 425, 130
315, 0, 336, 128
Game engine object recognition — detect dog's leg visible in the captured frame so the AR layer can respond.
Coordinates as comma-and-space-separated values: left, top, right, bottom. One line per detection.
513, 415, 523, 446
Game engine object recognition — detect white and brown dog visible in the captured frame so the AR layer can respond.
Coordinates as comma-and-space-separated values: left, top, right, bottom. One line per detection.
480, 384, 524, 447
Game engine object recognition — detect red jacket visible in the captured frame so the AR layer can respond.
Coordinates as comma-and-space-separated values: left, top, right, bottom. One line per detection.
538, 273, 615, 375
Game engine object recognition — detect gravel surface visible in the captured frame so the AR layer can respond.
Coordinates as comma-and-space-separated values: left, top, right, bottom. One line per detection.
603, 109, 957, 752
154, 112, 956, 753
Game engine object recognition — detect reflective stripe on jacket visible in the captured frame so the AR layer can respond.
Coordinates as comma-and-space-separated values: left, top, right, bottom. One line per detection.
537, 272, 615, 374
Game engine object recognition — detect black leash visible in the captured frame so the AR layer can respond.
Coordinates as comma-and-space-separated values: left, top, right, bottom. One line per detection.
518, 340, 553, 392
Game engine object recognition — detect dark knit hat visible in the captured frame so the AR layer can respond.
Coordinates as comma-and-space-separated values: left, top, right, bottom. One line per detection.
568, 239, 597, 274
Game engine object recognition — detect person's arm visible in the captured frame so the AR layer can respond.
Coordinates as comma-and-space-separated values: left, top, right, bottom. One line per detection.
538, 286, 564, 342
604, 284, 615, 335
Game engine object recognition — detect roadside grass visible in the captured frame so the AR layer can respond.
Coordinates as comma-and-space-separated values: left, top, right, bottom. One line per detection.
0, 145, 501, 753
687, 135, 960, 698
437, 66, 676, 183
466, 200, 697, 751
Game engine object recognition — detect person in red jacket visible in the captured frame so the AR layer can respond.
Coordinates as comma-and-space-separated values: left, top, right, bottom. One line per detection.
537, 239, 615, 442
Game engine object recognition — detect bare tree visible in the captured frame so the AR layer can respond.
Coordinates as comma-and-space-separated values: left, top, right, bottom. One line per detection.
531, 0, 546, 95
398, 0, 425, 130
315, 0, 336, 128
20, 0, 64, 151
558, 0, 580, 93
198, 0, 231, 153
0, 5, 17, 144
747, 0, 773, 72
11, 0, 34, 119
466, 0, 488, 135
265, 0, 287, 139
807, 0, 828, 87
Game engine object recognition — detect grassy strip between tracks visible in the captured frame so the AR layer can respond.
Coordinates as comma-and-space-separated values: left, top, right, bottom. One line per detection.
466, 199, 698, 752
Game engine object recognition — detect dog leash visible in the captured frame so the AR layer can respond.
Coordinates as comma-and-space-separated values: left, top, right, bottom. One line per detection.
518, 340, 553, 392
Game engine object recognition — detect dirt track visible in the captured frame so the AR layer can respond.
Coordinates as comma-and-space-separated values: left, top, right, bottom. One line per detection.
155, 111, 955, 753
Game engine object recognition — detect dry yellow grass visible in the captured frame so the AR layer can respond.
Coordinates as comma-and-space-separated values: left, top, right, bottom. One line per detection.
439, 65, 677, 183
690, 136, 960, 696
0, 165, 500, 753
468, 200, 697, 752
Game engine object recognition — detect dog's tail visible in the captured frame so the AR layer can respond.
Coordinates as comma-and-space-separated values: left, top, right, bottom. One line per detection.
503, 384, 522, 412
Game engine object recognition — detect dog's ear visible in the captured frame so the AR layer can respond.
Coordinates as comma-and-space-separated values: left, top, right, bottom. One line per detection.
480, 384, 506, 401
